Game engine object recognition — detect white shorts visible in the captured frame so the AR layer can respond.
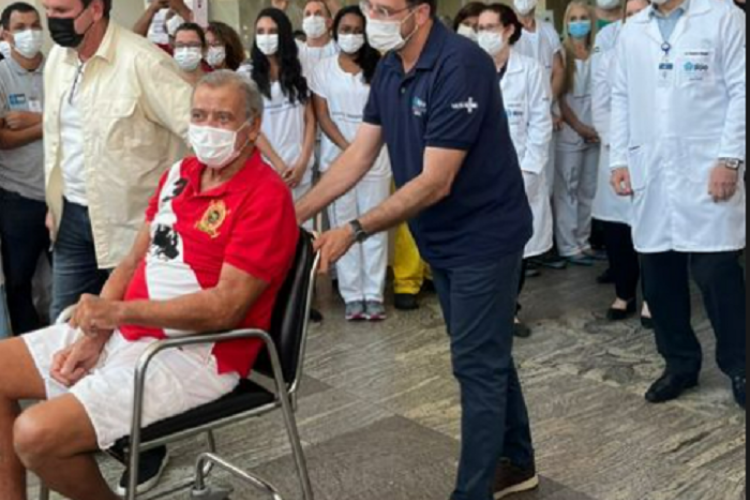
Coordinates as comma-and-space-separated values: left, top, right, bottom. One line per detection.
23, 325, 240, 450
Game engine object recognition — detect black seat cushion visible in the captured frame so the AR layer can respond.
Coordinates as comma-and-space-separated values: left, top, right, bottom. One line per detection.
110, 379, 275, 459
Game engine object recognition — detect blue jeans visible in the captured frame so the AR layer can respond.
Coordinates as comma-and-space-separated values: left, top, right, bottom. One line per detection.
0, 285, 10, 339
50, 200, 111, 322
432, 252, 535, 500
0, 188, 51, 334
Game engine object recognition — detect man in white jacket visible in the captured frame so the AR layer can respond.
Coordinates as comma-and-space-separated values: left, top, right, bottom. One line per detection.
611, 0, 746, 408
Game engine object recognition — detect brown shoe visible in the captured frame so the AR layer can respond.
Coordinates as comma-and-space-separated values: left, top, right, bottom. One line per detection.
493, 459, 540, 499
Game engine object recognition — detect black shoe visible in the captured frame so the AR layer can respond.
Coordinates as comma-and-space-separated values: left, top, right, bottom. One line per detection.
606, 300, 637, 321
597, 268, 615, 284
513, 322, 532, 339
732, 375, 746, 410
645, 372, 700, 404
421, 279, 437, 294
530, 253, 567, 270
115, 446, 170, 497
493, 459, 540, 499
394, 294, 420, 311
641, 316, 655, 330
310, 309, 324, 323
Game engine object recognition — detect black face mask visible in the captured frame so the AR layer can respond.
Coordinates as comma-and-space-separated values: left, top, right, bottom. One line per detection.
47, 9, 92, 48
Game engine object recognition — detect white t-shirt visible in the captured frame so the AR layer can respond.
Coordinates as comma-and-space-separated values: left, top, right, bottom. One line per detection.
60, 85, 88, 206
260, 81, 315, 185
297, 39, 339, 78
309, 56, 391, 177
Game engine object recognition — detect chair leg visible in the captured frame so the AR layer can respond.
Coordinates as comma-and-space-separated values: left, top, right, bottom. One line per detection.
202, 430, 218, 476
279, 395, 314, 500
193, 453, 280, 500
39, 484, 50, 500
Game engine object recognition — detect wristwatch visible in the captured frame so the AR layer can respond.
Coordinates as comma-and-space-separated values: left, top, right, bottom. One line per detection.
349, 220, 369, 244
721, 158, 744, 171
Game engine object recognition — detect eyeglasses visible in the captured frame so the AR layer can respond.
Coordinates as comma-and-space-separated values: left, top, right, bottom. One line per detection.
359, 0, 412, 20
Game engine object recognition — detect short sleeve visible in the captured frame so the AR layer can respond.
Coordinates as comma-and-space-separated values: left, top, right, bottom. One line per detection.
224, 183, 300, 284
308, 60, 328, 100
0, 73, 10, 119
424, 55, 493, 151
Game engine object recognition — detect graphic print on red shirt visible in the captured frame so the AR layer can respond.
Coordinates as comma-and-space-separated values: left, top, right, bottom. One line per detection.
120, 152, 300, 377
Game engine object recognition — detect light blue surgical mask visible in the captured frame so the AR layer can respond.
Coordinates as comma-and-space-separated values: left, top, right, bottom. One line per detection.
568, 20, 592, 39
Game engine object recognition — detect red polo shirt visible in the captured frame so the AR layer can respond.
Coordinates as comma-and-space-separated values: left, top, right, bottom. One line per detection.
120, 152, 299, 377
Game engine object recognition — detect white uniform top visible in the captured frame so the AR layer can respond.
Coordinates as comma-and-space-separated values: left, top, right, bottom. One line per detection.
260, 81, 315, 186
592, 21, 632, 224
501, 51, 554, 258
516, 20, 563, 81
610, 0, 747, 253
559, 58, 594, 151
309, 55, 391, 177
297, 39, 339, 78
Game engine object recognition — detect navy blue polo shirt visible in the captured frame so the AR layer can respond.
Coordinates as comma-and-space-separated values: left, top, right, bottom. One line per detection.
364, 22, 533, 268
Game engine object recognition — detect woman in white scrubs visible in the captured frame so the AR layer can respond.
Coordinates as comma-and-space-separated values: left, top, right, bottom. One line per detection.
310, 6, 392, 322
554, 1, 601, 266
592, 0, 653, 325
252, 9, 317, 220
477, 3, 553, 338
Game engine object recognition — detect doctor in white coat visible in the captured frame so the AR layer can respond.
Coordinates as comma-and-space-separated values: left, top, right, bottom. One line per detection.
592, 0, 651, 324
478, 3, 553, 338
611, 0, 747, 408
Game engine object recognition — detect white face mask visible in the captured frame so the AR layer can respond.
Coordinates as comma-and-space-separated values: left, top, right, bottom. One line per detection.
303, 15, 329, 40
597, 0, 622, 8
256, 34, 280, 56
514, 0, 539, 16
457, 24, 478, 42
477, 31, 506, 57
189, 122, 251, 170
366, 10, 418, 54
174, 47, 203, 72
13, 29, 44, 59
167, 15, 185, 37
337, 33, 365, 54
206, 46, 227, 68
0, 41, 12, 60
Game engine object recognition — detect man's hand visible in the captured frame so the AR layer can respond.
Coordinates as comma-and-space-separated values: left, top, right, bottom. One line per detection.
4, 111, 41, 131
314, 225, 356, 274
70, 294, 123, 338
708, 163, 740, 202
611, 167, 633, 196
50, 335, 106, 388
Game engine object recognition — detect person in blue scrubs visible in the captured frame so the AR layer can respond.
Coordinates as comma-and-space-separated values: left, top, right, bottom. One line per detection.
296, 1, 538, 498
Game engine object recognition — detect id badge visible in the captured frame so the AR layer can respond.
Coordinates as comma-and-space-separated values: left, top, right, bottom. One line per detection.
28, 98, 43, 114
658, 62, 675, 89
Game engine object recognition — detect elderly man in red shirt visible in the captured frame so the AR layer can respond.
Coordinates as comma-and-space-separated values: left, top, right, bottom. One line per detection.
0, 70, 299, 500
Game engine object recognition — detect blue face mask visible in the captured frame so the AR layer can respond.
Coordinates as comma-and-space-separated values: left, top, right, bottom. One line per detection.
568, 20, 593, 39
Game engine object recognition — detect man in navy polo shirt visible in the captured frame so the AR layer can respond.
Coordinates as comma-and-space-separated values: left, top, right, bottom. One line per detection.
296, 1, 537, 498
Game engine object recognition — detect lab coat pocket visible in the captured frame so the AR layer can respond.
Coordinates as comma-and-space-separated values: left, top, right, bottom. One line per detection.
678, 49, 716, 87
627, 146, 648, 192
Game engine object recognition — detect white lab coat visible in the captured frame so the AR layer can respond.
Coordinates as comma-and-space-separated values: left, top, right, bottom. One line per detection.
591, 21, 632, 225
501, 52, 554, 259
610, 0, 747, 253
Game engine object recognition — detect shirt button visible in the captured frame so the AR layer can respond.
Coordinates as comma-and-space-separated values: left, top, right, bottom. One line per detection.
401, 88, 406, 95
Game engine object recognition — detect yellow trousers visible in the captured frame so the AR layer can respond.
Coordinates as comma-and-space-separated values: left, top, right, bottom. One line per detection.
393, 223, 430, 295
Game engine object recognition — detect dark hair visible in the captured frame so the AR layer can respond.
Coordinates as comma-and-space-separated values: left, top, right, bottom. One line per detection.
1, 2, 38, 30
453, 2, 484, 31
332, 6, 381, 85
481, 4, 523, 46
251, 8, 309, 105
175, 22, 207, 48
407, 0, 438, 17
207, 21, 246, 71
82, 0, 112, 18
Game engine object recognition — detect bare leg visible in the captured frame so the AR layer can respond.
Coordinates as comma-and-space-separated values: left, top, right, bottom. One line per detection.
0, 338, 47, 500
14, 395, 120, 500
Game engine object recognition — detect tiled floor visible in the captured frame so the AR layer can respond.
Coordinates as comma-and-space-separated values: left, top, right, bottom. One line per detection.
28, 263, 746, 500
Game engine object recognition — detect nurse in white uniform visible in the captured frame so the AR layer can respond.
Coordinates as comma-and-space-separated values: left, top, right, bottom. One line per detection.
478, 3, 553, 338
592, 0, 652, 324
611, 0, 747, 407
310, 5, 391, 322
555, 1, 600, 266
251, 8, 317, 224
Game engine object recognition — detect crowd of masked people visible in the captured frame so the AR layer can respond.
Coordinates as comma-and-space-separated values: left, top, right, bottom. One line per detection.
0, 0, 745, 496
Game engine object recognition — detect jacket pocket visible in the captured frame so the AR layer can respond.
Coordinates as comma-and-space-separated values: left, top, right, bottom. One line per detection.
627, 146, 647, 191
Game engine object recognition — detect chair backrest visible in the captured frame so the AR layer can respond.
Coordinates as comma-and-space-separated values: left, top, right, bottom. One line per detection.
254, 229, 317, 386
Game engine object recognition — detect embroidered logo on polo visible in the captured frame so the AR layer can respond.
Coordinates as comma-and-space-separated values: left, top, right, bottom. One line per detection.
196, 200, 230, 239
452, 97, 479, 114
412, 97, 427, 117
